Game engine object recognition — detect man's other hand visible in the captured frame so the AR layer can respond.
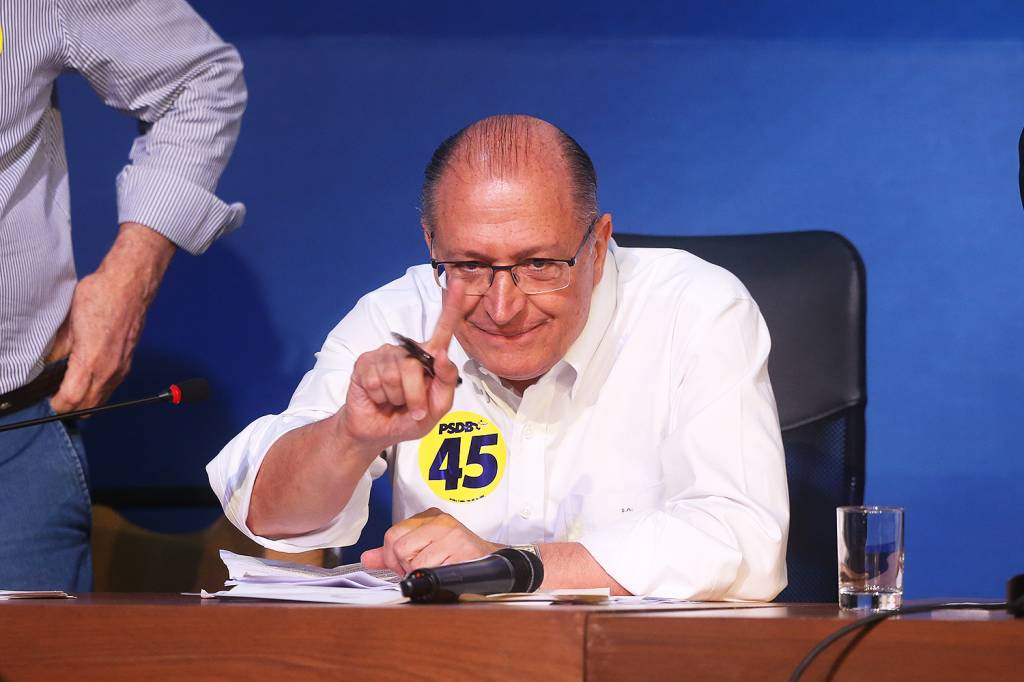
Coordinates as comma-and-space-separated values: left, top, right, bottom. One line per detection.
360, 507, 501, 576
49, 223, 175, 412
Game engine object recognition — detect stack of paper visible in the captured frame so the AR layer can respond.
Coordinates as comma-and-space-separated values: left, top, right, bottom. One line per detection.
0, 590, 74, 600
201, 551, 695, 606
202, 550, 407, 605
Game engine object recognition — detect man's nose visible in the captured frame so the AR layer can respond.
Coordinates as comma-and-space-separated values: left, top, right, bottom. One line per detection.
483, 270, 527, 325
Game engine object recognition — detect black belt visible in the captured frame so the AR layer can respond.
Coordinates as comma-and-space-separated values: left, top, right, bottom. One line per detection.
0, 359, 68, 417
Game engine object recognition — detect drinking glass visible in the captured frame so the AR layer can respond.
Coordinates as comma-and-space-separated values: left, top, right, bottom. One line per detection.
837, 506, 904, 610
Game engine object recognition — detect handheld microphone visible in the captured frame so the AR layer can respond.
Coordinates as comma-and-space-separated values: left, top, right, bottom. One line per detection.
0, 378, 210, 433
400, 547, 544, 603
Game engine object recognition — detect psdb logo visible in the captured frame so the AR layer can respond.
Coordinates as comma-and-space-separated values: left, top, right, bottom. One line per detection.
437, 421, 482, 435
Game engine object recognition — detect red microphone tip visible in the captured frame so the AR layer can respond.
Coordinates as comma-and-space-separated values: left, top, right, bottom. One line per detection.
166, 378, 209, 405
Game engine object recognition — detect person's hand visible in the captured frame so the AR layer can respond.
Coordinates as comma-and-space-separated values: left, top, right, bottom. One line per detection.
337, 280, 468, 452
48, 271, 149, 412
360, 507, 501, 575
49, 222, 174, 413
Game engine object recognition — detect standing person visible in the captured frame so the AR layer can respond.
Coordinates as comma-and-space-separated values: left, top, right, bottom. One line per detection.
0, 0, 247, 591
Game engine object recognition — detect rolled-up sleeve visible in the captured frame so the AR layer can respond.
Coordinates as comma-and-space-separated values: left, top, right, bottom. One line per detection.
580, 295, 789, 600
207, 408, 388, 553
57, 0, 247, 253
207, 295, 396, 552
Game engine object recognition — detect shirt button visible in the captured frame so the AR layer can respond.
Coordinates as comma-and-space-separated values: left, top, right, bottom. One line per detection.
519, 507, 532, 519
523, 425, 534, 439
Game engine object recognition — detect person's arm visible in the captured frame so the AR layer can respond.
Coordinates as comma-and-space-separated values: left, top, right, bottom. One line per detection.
245, 407, 391, 539
49, 223, 174, 411
576, 294, 789, 600
533, 543, 629, 594
360, 511, 632, 593
245, 282, 470, 539
48, 0, 247, 409
57, 0, 248, 255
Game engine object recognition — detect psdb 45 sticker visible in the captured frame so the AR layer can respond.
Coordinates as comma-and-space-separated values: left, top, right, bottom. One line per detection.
418, 411, 506, 503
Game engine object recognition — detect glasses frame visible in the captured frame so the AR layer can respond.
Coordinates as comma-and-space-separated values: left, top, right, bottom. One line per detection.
430, 216, 599, 296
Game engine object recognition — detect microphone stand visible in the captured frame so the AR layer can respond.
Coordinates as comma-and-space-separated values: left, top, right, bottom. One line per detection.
0, 379, 206, 433
0, 394, 171, 433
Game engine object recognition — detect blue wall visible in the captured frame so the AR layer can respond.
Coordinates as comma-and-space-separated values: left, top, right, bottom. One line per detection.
61, 1, 1024, 598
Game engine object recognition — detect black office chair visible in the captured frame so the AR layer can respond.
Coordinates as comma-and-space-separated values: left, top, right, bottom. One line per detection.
615, 231, 866, 603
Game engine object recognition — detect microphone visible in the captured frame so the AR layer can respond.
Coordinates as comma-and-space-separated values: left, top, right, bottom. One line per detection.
400, 547, 544, 603
0, 378, 210, 433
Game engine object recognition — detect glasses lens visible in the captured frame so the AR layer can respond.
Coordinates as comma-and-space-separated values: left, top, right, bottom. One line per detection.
435, 263, 448, 288
514, 262, 571, 294
435, 263, 492, 295
434, 262, 571, 295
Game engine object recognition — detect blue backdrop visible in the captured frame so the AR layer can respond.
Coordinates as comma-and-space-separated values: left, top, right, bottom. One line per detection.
60, 1, 1024, 598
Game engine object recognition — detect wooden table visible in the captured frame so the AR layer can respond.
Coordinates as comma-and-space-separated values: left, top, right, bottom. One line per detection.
0, 595, 1019, 681
587, 603, 1023, 681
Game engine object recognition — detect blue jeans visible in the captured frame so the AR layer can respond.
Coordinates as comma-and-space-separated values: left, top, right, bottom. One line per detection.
0, 400, 93, 591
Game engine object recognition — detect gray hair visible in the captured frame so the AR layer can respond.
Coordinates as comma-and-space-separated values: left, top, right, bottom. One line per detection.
420, 114, 599, 232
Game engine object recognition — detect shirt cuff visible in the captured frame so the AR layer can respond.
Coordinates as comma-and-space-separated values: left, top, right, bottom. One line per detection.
206, 413, 387, 553
578, 510, 743, 599
117, 165, 245, 255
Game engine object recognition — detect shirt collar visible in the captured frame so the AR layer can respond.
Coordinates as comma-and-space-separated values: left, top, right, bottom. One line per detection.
560, 241, 619, 397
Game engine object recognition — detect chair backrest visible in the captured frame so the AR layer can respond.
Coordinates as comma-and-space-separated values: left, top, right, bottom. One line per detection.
615, 231, 866, 602
91, 493, 327, 592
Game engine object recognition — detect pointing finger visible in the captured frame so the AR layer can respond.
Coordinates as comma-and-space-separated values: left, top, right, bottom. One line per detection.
427, 278, 467, 353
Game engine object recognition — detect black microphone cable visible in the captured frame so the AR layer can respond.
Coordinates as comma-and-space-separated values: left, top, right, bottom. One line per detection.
790, 600, 1009, 682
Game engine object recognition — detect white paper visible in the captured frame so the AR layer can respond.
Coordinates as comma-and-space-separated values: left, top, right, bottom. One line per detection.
223, 575, 397, 589
219, 550, 399, 587
197, 550, 406, 604
207, 582, 407, 605
0, 590, 73, 600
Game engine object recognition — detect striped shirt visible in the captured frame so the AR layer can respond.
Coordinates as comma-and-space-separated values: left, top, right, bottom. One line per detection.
0, 0, 247, 394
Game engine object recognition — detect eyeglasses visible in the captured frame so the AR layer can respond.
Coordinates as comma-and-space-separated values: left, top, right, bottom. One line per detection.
430, 217, 598, 296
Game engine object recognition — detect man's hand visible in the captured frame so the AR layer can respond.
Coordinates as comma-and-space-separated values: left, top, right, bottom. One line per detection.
49, 223, 175, 412
362, 510, 634, 593
336, 281, 468, 453
360, 508, 501, 575
247, 286, 469, 539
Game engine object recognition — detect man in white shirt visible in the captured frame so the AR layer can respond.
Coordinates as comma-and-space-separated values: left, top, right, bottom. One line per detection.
208, 114, 789, 599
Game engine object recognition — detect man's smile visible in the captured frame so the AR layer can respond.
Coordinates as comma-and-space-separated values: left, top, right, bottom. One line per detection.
468, 320, 547, 341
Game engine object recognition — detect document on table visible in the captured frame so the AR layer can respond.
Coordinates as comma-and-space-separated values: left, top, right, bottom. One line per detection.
0, 590, 74, 600
205, 583, 408, 605
200, 550, 774, 609
201, 550, 408, 605
219, 550, 401, 588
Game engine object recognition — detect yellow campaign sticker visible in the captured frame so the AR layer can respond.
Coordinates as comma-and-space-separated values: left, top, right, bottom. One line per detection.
0, 25, 5, 55
418, 411, 506, 503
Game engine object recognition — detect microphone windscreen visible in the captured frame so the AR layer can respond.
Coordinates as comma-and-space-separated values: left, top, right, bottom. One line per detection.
171, 378, 210, 405
493, 547, 544, 593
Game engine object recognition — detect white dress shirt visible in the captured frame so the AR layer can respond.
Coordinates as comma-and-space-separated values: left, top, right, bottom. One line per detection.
207, 241, 790, 600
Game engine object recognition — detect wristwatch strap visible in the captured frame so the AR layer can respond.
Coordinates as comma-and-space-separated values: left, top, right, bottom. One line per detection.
510, 544, 541, 561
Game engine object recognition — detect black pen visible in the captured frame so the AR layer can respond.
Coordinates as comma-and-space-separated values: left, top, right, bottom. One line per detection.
392, 333, 463, 386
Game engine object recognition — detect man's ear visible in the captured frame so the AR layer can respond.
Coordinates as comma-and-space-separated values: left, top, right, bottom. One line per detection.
422, 224, 433, 251
591, 213, 613, 286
